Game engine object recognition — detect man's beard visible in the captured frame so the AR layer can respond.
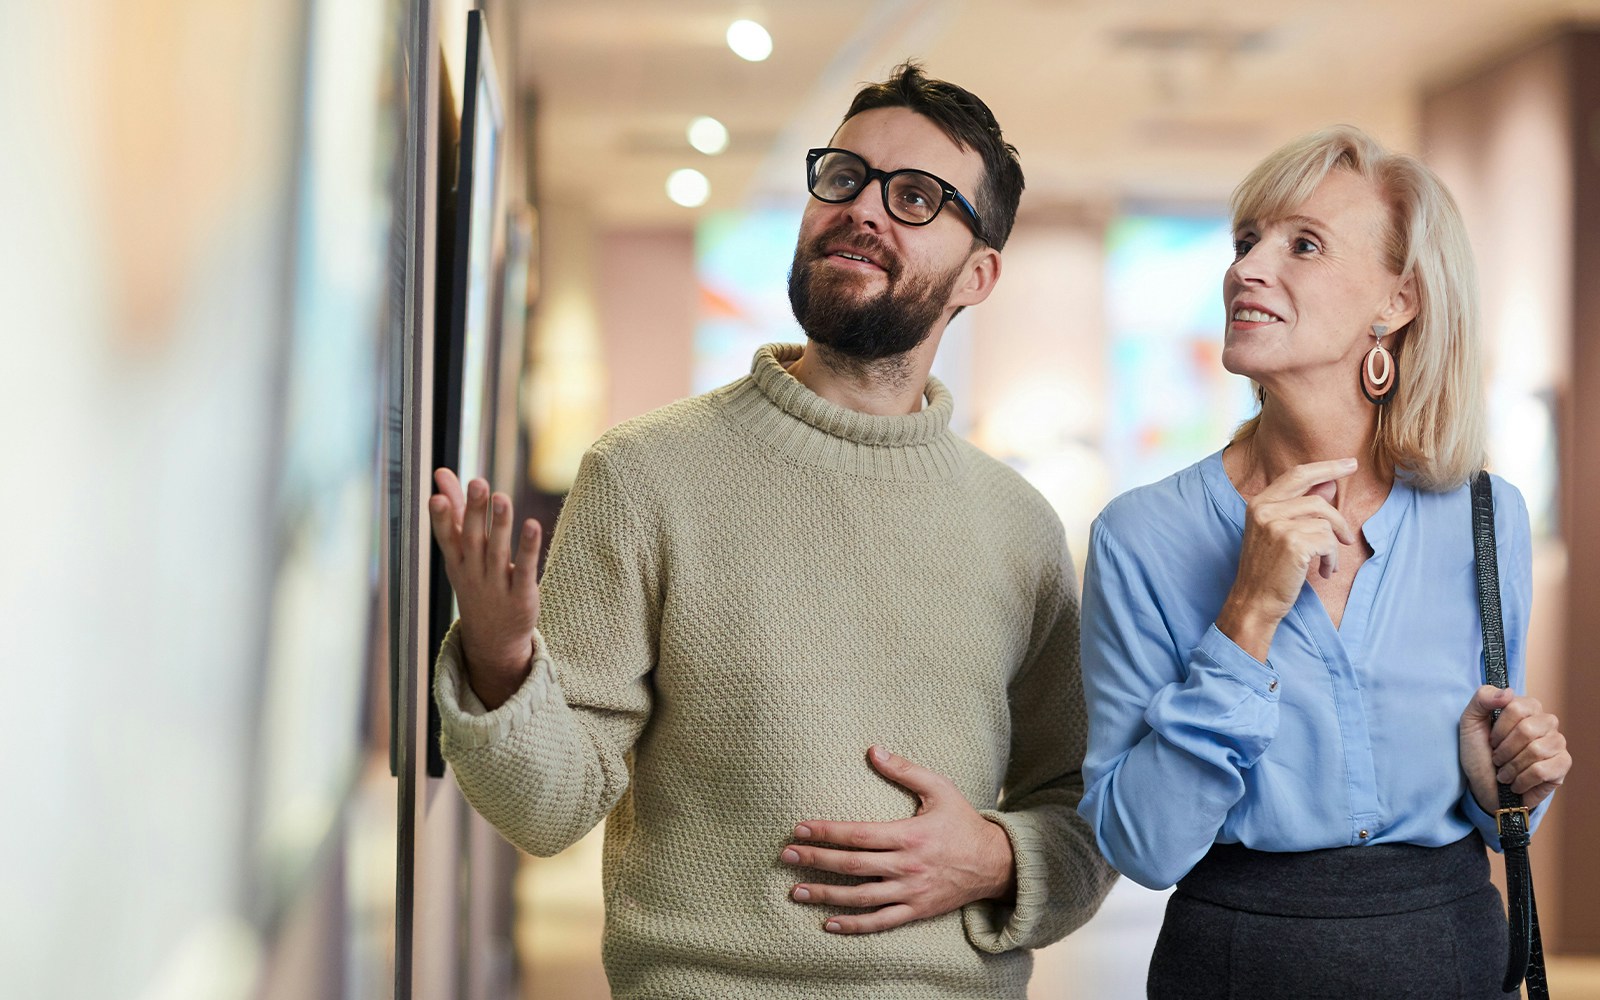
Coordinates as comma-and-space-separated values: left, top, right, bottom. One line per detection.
787, 224, 962, 362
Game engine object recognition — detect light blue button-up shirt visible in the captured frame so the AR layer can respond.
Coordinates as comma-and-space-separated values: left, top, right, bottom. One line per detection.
1077, 449, 1545, 890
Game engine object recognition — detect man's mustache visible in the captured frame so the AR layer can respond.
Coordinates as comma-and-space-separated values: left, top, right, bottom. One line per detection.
801, 224, 901, 280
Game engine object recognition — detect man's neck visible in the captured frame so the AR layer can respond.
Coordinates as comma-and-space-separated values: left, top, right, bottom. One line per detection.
786, 336, 940, 416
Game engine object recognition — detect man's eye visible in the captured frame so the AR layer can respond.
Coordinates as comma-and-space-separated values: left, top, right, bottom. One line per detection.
898, 189, 931, 209
825, 171, 860, 193
891, 178, 943, 218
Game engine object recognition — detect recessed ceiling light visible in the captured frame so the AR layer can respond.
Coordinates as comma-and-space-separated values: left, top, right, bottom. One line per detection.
687, 116, 730, 155
667, 168, 710, 208
726, 19, 772, 62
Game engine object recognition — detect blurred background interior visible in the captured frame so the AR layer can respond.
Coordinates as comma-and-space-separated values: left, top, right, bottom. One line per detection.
3, 0, 1599, 997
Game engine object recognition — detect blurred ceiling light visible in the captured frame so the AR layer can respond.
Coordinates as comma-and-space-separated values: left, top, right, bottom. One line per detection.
726, 19, 772, 62
688, 116, 730, 155
667, 168, 710, 208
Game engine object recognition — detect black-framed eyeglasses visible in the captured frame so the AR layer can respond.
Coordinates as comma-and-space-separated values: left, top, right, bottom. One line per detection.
805, 147, 986, 243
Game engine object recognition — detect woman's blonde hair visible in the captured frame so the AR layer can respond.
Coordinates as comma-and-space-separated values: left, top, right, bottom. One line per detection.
1228, 125, 1485, 491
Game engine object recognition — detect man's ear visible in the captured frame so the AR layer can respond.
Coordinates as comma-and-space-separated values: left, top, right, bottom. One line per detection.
949, 246, 1001, 310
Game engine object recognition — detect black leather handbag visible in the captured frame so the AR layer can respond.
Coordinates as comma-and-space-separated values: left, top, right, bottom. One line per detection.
1470, 470, 1549, 999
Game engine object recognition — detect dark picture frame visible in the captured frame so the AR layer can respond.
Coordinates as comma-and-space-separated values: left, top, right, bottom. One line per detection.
427, 8, 505, 777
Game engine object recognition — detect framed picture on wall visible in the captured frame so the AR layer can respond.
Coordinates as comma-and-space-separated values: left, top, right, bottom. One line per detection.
428, 8, 505, 777
252, 0, 408, 925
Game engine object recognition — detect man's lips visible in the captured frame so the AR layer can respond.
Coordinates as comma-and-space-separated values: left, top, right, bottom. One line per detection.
807, 223, 897, 277
825, 247, 885, 271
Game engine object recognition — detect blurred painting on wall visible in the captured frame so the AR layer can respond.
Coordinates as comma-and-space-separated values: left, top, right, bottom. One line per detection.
693, 207, 803, 393
254, 0, 402, 932
1104, 210, 1255, 493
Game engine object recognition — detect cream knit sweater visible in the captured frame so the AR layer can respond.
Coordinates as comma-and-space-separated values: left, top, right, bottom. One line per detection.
435, 344, 1116, 998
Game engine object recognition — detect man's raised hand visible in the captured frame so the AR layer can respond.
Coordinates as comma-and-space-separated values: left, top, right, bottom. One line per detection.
428, 468, 543, 708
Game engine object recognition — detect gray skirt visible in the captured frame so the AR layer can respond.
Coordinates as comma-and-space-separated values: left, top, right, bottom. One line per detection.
1147, 835, 1509, 999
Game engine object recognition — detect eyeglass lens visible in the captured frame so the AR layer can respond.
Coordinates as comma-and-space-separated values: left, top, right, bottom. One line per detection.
809, 150, 948, 226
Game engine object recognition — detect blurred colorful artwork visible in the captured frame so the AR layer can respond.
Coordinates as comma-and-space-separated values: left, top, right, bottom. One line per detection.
256, 0, 400, 925
1104, 211, 1256, 493
693, 207, 805, 393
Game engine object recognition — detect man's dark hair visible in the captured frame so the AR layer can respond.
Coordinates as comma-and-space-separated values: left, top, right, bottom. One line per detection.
841, 60, 1024, 251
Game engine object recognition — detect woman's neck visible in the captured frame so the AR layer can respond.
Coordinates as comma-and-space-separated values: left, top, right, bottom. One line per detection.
1229, 392, 1391, 502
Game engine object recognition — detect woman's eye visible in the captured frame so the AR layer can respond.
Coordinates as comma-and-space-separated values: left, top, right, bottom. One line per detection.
1232, 238, 1255, 261
1292, 237, 1320, 254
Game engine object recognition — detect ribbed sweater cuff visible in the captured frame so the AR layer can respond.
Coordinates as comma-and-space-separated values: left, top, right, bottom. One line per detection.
433, 622, 559, 751
962, 809, 1045, 953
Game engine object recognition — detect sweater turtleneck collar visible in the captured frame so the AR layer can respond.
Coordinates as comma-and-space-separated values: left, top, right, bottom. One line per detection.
720, 343, 965, 481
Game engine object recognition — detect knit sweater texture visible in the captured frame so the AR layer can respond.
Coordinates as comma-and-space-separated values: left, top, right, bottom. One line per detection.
435, 344, 1116, 998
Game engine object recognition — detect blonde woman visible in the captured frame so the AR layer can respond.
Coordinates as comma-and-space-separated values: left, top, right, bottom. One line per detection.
1078, 126, 1571, 997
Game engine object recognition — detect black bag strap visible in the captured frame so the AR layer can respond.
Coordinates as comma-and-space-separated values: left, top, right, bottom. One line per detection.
1471, 470, 1549, 998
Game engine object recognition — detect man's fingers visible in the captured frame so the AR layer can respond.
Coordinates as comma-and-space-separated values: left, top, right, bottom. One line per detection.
461, 478, 491, 570
431, 469, 466, 541
782, 844, 894, 879
434, 468, 466, 512
487, 493, 516, 579
511, 518, 543, 599
793, 818, 906, 851
790, 880, 900, 909
866, 746, 950, 805
428, 494, 461, 560
822, 903, 918, 935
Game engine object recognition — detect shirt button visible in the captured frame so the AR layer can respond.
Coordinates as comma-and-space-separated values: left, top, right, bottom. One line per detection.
1268, 679, 1278, 692
1359, 830, 1370, 840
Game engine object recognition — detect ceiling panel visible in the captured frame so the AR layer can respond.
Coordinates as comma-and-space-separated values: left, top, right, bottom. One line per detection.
507, 0, 1600, 224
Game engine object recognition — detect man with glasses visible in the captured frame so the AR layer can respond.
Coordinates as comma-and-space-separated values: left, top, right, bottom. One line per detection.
429, 61, 1115, 999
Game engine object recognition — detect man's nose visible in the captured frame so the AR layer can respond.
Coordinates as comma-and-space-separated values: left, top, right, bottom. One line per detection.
843, 177, 891, 231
